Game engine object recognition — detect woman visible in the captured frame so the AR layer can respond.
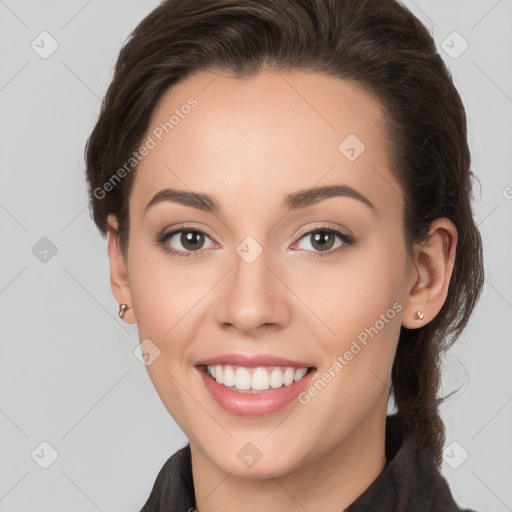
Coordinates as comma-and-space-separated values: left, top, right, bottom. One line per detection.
85, 0, 484, 510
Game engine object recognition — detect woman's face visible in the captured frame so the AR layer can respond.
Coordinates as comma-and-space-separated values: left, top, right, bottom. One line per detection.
117, 70, 418, 477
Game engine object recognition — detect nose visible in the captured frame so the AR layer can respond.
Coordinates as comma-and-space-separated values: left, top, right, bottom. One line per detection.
214, 242, 291, 336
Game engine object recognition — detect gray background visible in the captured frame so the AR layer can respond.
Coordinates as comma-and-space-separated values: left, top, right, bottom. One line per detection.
0, 1, 511, 510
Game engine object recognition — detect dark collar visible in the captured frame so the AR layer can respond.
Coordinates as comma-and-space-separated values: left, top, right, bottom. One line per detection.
345, 414, 475, 511
139, 414, 475, 512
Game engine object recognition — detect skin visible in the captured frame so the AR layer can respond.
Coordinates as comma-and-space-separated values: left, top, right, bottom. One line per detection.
107, 70, 457, 511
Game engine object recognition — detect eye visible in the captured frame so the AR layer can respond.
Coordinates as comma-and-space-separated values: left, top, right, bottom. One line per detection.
158, 227, 216, 258
292, 227, 355, 256
157, 224, 355, 259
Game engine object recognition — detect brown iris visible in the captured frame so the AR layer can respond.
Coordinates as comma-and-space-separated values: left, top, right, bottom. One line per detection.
180, 231, 205, 251
310, 231, 336, 251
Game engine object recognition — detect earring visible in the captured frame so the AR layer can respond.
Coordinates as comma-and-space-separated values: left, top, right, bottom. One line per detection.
119, 303, 131, 319
415, 311, 424, 321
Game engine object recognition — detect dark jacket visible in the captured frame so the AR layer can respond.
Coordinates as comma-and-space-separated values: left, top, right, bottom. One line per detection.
139, 414, 476, 511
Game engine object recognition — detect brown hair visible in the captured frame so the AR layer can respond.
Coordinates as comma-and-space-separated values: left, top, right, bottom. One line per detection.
85, 0, 484, 465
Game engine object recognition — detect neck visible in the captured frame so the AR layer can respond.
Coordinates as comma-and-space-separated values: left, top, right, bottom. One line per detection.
190, 407, 388, 512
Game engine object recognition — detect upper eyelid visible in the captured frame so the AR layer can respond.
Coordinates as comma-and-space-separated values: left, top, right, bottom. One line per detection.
293, 223, 352, 239
162, 225, 216, 241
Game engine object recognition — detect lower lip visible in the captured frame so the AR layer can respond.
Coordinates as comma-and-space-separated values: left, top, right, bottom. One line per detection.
197, 367, 316, 417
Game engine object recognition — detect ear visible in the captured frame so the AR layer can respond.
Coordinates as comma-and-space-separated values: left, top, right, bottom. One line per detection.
402, 218, 457, 329
107, 214, 136, 324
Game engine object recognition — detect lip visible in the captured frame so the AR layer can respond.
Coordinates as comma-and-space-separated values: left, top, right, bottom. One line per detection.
195, 353, 313, 368
196, 365, 316, 417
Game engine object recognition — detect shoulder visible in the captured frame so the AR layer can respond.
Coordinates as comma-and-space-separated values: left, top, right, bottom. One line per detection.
138, 444, 195, 512
346, 414, 479, 512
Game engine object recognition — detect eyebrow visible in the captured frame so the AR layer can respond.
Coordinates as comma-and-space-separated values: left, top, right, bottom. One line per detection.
143, 184, 375, 215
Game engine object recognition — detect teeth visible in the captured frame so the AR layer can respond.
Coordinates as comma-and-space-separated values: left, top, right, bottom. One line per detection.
283, 367, 294, 386
223, 366, 235, 387
252, 368, 270, 390
235, 367, 251, 390
206, 365, 309, 392
270, 368, 283, 389
294, 368, 307, 381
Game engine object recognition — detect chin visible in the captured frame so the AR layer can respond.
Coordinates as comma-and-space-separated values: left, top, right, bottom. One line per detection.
200, 434, 308, 479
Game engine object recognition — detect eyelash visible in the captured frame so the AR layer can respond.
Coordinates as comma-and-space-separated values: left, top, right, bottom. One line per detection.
156, 224, 356, 260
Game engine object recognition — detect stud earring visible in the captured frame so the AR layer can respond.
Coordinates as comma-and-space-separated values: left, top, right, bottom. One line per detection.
415, 311, 424, 321
118, 304, 131, 319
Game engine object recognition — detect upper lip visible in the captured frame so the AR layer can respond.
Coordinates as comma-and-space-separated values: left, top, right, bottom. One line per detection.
195, 353, 314, 368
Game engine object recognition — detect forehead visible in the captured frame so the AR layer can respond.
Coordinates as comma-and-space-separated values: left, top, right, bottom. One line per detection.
130, 69, 401, 220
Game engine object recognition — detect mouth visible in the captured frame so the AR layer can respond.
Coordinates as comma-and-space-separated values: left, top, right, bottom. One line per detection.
199, 364, 315, 393
194, 354, 317, 416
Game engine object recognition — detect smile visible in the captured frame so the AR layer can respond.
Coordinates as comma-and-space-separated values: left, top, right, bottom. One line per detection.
204, 364, 310, 393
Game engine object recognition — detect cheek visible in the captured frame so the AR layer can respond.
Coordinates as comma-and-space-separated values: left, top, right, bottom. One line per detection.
126, 244, 198, 417
127, 240, 203, 336
329, 238, 407, 383
290, 234, 407, 386
289, 238, 406, 334
125, 247, 190, 403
